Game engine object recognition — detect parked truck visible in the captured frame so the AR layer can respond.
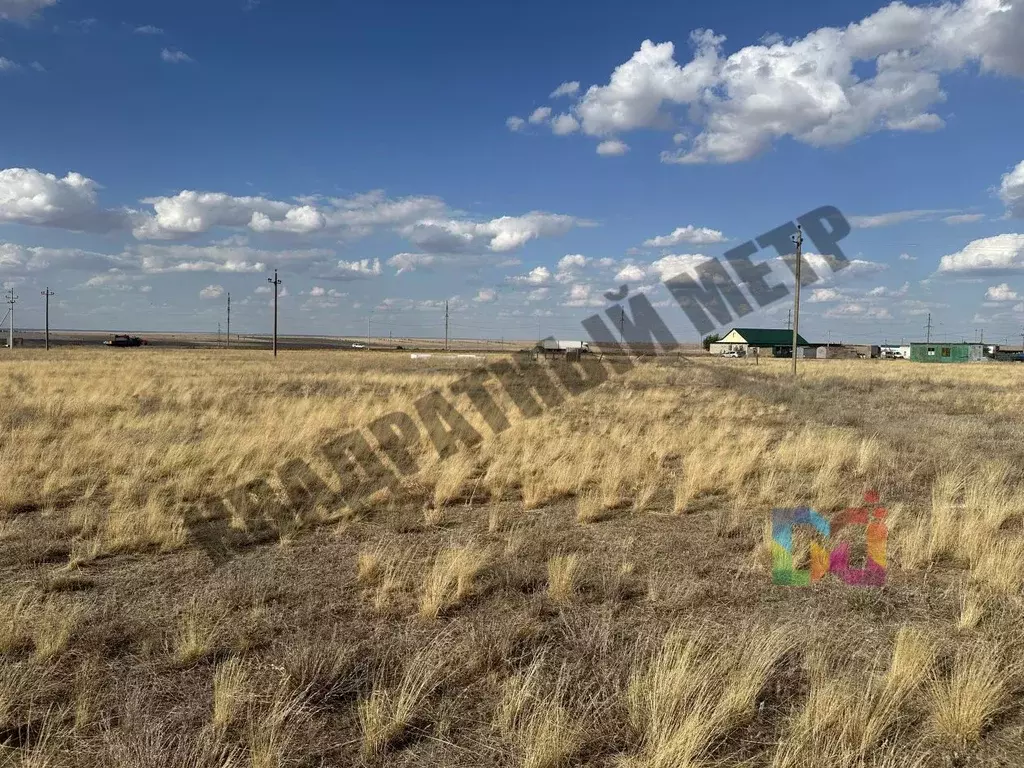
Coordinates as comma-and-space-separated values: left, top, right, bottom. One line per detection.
536, 339, 591, 354
103, 334, 148, 347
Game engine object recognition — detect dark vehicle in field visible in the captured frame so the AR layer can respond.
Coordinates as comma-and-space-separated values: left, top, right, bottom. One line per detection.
103, 334, 148, 347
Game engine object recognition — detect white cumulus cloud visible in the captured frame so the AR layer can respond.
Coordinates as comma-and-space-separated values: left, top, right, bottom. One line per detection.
511, 0, 1024, 163
614, 264, 647, 282
400, 211, 582, 254
986, 282, 1019, 300
938, 234, 1024, 273
809, 288, 844, 302
509, 266, 552, 285
596, 139, 629, 156
643, 224, 727, 247
564, 283, 605, 308
529, 106, 552, 124
1000, 160, 1024, 218
474, 288, 497, 303
133, 188, 445, 241
199, 284, 224, 299
506, 116, 526, 132
551, 114, 580, 135
0, 168, 128, 232
323, 258, 381, 281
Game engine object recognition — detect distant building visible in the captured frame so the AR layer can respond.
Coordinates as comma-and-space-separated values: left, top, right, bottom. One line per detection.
709, 328, 809, 356
816, 344, 861, 359
909, 342, 986, 363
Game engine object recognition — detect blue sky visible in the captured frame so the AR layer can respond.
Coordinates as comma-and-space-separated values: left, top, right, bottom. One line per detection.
1, 0, 1023, 345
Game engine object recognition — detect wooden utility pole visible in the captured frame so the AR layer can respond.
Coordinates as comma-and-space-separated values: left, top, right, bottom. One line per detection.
268, 269, 282, 357
41, 287, 54, 351
790, 225, 803, 377
5, 287, 16, 351
444, 300, 449, 351
226, 292, 231, 347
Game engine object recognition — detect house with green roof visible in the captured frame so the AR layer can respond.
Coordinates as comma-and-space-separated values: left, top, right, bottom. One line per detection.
709, 328, 810, 357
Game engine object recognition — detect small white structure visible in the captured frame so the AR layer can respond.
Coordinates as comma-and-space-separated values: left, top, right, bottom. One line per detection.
879, 344, 910, 359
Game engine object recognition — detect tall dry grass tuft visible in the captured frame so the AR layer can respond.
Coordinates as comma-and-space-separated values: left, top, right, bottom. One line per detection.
927, 643, 1012, 749
430, 453, 476, 509
970, 537, 1024, 594
546, 554, 580, 604
419, 542, 490, 620
356, 543, 387, 584
957, 588, 989, 630
33, 598, 81, 660
774, 627, 934, 767
576, 490, 604, 524
213, 657, 249, 729
494, 656, 546, 738
359, 643, 446, 758
494, 659, 583, 768
174, 598, 226, 666
247, 682, 310, 768
0, 590, 34, 654
628, 625, 791, 768
631, 472, 661, 514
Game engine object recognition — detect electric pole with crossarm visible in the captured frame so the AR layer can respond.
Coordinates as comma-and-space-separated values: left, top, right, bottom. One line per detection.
5, 286, 16, 351
268, 270, 282, 357
790, 225, 803, 377
41, 288, 54, 350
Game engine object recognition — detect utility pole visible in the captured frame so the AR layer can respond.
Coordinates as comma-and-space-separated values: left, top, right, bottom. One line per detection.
218, 321, 222, 344
925, 313, 932, 344
226, 293, 231, 347
620, 306, 626, 337
41, 287, 54, 351
444, 300, 449, 351
790, 225, 803, 377
268, 269, 282, 357
5, 287, 16, 351
980, 328, 984, 345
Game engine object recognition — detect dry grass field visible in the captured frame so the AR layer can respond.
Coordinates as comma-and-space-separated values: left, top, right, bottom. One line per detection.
2, 347, 1024, 767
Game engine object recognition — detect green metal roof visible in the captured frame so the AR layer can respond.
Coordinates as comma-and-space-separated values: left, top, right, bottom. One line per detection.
728, 328, 809, 346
